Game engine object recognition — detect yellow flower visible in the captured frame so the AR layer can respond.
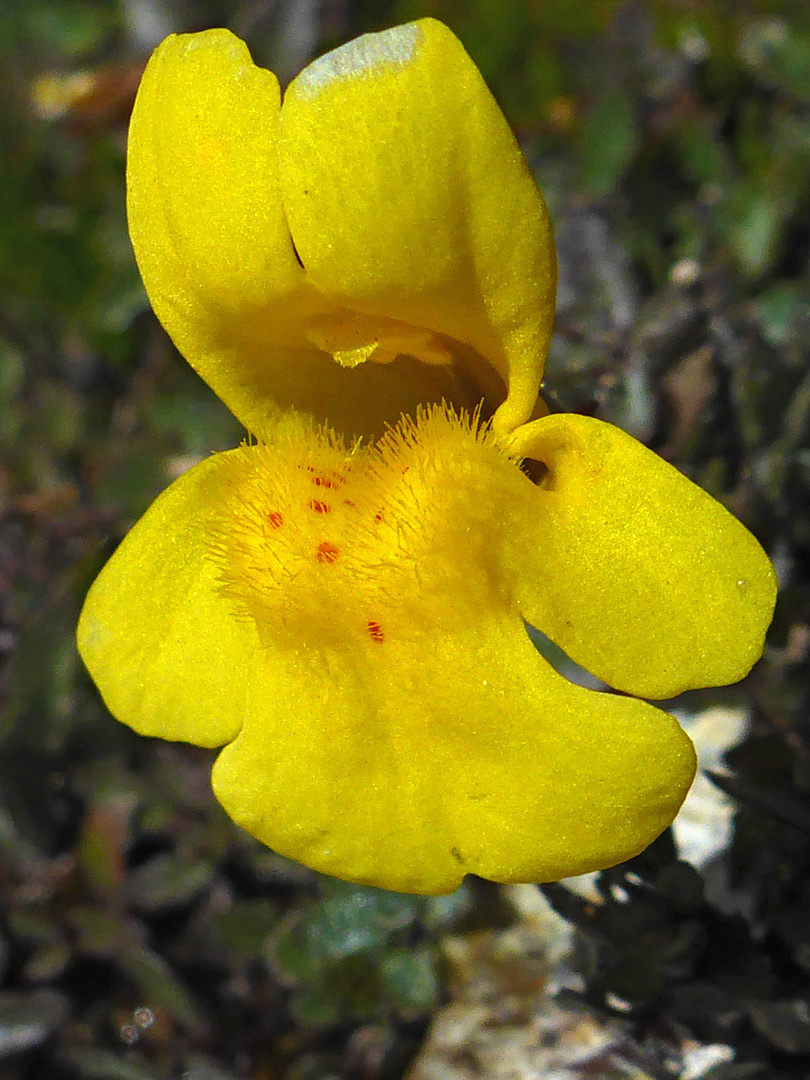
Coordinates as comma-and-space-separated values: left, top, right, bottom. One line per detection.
77, 19, 776, 895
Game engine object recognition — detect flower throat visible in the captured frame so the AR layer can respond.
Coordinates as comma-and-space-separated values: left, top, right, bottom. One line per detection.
206, 406, 531, 652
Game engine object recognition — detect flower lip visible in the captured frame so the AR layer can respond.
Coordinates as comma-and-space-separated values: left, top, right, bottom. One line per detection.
78, 395, 773, 893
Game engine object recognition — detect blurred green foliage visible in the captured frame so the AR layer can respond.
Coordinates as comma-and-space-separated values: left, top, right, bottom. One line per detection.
1, 1, 810, 1078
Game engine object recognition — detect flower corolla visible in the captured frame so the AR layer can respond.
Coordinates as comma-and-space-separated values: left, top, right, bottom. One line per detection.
77, 19, 776, 894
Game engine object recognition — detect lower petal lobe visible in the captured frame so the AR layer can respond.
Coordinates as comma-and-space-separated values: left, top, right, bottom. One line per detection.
507, 414, 777, 700
212, 614, 695, 894
79, 410, 700, 894
77, 454, 256, 748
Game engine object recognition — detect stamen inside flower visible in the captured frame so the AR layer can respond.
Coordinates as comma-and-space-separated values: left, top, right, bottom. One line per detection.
306, 311, 455, 368
206, 406, 532, 650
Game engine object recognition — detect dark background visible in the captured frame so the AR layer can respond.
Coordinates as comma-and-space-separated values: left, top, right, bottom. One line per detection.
2, 1, 810, 1077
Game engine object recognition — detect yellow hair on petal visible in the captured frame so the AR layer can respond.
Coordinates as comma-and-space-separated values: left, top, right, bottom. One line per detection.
206, 406, 532, 651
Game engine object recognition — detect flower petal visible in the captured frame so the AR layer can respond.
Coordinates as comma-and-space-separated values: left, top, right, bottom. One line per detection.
77, 454, 255, 748
127, 28, 495, 439
279, 19, 556, 435
128, 30, 302, 325
507, 414, 777, 700
211, 616, 695, 894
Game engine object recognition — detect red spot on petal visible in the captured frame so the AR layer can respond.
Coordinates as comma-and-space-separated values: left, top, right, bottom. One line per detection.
308, 500, 331, 514
313, 473, 346, 489
268, 512, 283, 529
367, 620, 385, 644
316, 541, 340, 563
344, 499, 357, 509
374, 509, 384, 523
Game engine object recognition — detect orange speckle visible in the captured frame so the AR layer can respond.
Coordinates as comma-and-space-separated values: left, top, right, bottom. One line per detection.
374, 509, 384, 523
367, 620, 385, 644
316, 541, 340, 564
308, 500, 331, 514
268, 511, 283, 529
313, 473, 346, 489
344, 499, 357, 509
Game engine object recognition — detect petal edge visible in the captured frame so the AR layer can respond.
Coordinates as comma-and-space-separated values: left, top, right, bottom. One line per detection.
78, 454, 256, 748
507, 414, 777, 699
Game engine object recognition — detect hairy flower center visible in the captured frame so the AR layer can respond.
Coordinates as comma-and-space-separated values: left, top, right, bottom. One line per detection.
205, 407, 529, 650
